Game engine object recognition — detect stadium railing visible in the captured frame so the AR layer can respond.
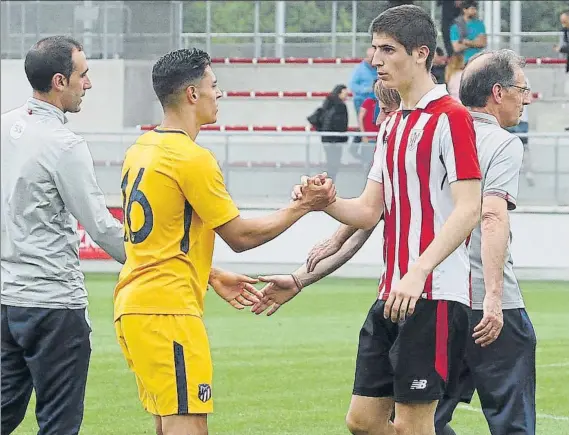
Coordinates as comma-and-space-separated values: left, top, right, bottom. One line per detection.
92, 128, 569, 207
207, 57, 566, 65
215, 90, 543, 100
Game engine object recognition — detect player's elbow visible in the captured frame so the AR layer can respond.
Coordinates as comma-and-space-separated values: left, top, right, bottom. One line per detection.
481, 208, 508, 235
357, 207, 382, 230
459, 197, 482, 232
224, 236, 250, 253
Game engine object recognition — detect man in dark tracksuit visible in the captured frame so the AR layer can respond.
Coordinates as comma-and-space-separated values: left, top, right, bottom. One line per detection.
435, 49, 536, 435
1, 36, 125, 434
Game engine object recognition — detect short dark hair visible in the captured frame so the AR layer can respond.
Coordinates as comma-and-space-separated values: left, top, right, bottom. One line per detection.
152, 48, 211, 107
369, 5, 437, 70
24, 36, 83, 93
459, 49, 526, 108
462, 0, 478, 9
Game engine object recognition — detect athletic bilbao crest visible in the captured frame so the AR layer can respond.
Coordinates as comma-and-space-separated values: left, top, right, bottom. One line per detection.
408, 129, 424, 150
198, 384, 212, 402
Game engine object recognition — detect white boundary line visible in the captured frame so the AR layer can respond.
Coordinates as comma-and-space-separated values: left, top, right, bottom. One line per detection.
538, 362, 569, 368
457, 404, 569, 421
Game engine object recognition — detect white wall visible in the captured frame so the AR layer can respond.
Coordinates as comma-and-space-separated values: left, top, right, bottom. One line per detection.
82, 208, 569, 281
1, 59, 125, 132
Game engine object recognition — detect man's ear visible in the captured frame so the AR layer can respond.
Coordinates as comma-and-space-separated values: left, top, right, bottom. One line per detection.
51, 73, 67, 92
416, 45, 430, 67
186, 85, 198, 103
491, 83, 503, 104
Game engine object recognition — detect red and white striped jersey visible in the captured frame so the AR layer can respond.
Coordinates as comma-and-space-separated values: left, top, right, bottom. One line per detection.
368, 85, 481, 307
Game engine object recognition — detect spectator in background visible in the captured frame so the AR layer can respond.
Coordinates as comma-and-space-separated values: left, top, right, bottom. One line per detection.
506, 77, 534, 186
386, 0, 414, 9
439, 0, 463, 56
450, 0, 487, 64
349, 47, 376, 145
357, 79, 380, 169
320, 85, 349, 182
555, 9, 569, 70
555, 10, 569, 130
432, 47, 448, 84
445, 53, 465, 101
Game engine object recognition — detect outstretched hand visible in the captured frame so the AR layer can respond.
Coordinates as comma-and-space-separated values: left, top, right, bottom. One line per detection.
209, 270, 262, 310
251, 274, 302, 316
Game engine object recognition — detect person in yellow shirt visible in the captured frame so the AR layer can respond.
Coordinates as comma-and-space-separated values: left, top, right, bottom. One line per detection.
114, 47, 336, 435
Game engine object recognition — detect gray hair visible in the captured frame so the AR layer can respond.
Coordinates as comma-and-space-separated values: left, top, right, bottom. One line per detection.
459, 49, 526, 108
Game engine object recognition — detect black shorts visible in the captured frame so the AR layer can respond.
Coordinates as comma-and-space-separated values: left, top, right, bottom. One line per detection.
353, 298, 470, 403
434, 308, 536, 435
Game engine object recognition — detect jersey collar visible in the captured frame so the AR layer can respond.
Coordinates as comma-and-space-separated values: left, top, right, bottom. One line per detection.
153, 127, 190, 137
26, 98, 68, 124
398, 84, 449, 111
470, 111, 500, 126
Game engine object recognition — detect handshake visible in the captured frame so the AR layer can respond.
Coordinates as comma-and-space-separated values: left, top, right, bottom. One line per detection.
289, 172, 337, 210
208, 268, 304, 316
209, 172, 339, 315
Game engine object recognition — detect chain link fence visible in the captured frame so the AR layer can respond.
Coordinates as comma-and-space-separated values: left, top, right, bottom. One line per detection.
2, 1, 568, 59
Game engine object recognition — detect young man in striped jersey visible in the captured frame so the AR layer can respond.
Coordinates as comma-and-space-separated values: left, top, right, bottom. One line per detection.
255, 50, 535, 435
257, 5, 482, 435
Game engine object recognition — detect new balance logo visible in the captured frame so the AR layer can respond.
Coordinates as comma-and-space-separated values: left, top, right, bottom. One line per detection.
410, 379, 427, 390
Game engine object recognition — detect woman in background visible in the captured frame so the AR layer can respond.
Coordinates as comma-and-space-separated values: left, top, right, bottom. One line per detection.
445, 53, 465, 101
319, 84, 349, 181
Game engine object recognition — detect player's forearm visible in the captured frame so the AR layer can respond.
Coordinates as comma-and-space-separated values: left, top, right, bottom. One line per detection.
325, 197, 380, 230
415, 199, 480, 276
293, 228, 375, 289
333, 224, 359, 245
236, 201, 310, 252
480, 210, 509, 300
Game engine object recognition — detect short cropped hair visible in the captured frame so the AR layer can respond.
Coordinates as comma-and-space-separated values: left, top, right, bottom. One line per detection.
24, 36, 83, 93
152, 48, 211, 107
369, 5, 437, 70
459, 49, 526, 108
375, 80, 401, 108
462, 0, 478, 9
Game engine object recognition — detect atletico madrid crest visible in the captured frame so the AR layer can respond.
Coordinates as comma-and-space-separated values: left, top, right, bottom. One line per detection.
198, 383, 212, 403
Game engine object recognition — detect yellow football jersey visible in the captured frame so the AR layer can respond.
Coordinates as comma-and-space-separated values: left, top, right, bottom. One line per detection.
114, 128, 240, 320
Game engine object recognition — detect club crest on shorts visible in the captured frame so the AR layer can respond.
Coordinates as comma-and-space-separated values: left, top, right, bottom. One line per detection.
408, 129, 424, 150
198, 383, 212, 403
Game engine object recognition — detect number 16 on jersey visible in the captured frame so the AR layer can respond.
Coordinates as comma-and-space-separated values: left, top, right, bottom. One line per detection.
121, 168, 154, 244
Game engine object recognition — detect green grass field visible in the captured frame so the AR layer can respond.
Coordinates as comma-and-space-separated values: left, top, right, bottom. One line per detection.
13, 275, 569, 435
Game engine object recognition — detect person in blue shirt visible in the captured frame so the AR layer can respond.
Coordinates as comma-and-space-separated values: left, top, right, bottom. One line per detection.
348, 47, 376, 147
349, 47, 376, 118
450, 0, 487, 64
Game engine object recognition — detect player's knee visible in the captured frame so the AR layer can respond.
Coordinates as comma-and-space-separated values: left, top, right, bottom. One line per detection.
345, 409, 380, 435
393, 415, 432, 435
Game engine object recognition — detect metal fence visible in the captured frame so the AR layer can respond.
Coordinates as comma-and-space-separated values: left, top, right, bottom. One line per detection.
84, 130, 569, 207
2, 0, 568, 59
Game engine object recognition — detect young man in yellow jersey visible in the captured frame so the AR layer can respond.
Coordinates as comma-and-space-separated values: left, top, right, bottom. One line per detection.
114, 48, 336, 435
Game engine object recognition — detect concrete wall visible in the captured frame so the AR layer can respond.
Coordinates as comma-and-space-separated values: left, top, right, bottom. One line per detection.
1, 59, 126, 132
82, 207, 569, 282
